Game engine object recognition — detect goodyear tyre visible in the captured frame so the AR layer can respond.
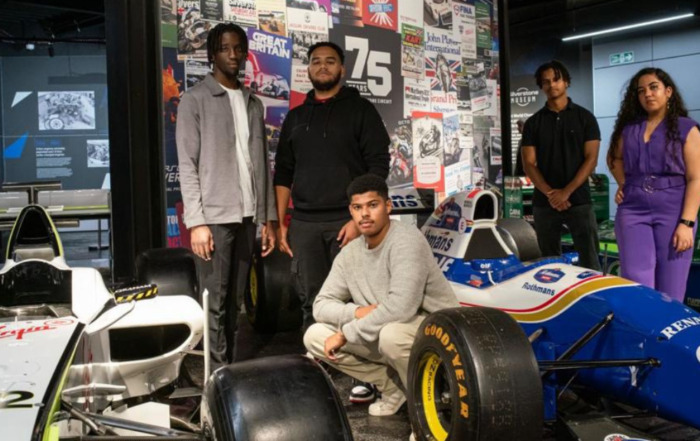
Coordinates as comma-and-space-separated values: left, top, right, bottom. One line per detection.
408, 307, 542, 441
244, 240, 302, 332
204, 355, 353, 441
496, 218, 541, 261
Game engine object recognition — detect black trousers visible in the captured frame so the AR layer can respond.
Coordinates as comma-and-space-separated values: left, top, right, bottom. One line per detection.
533, 204, 601, 271
288, 217, 347, 331
199, 219, 256, 370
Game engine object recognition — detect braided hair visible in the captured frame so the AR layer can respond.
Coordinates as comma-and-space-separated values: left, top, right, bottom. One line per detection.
607, 67, 689, 170
206, 22, 248, 64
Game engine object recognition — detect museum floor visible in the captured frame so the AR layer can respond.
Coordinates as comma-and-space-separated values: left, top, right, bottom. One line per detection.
57, 231, 700, 441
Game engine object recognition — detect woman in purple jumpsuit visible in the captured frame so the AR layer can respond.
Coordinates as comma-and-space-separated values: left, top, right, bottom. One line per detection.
607, 68, 700, 302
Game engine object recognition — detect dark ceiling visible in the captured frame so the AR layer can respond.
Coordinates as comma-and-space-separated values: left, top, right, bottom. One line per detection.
508, 0, 700, 40
0, 0, 697, 45
0, 0, 104, 45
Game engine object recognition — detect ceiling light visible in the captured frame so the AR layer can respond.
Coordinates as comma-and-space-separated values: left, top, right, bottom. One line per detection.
562, 13, 694, 41
25, 42, 35, 50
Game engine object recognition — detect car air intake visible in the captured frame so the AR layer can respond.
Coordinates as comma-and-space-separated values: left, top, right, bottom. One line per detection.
109, 324, 190, 361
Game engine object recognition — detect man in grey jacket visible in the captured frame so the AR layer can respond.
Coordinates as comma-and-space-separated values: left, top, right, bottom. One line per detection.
304, 174, 458, 417
176, 23, 277, 369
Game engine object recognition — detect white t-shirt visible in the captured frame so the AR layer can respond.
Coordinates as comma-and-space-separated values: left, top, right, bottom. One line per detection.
221, 84, 255, 217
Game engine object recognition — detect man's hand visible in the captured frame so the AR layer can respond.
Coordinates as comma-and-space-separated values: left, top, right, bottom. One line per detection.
615, 187, 624, 205
547, 189, 571, 211
337, 219, 360, 248
324, 331, 347, 362
277, 224, 293, 257
261, 222, 277, 257
355, 304, 378, 319
190, 225, 214, 261
673, 223, 695, 253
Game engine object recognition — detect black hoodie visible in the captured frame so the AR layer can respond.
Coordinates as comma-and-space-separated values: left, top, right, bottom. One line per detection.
274, 86, 390, 221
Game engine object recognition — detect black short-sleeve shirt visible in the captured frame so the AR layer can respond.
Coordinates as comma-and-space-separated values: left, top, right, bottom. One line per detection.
521, 98, 600, 207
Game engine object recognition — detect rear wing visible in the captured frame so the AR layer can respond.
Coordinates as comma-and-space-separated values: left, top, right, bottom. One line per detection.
389, 187, 435, 215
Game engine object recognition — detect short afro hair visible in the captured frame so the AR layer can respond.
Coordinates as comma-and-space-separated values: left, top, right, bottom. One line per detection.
534, 60, 571, 89
347, 174, 389, 201
308, 41, 345, 65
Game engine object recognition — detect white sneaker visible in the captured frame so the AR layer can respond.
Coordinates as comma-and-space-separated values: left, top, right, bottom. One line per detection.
368, 388, 406, 416
409, 433, 416, 441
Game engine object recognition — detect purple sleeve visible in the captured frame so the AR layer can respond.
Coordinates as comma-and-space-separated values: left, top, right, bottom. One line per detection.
679, 117, 700, 144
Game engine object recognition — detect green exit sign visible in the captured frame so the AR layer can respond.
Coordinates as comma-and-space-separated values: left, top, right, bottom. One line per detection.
610, 51, 634, 65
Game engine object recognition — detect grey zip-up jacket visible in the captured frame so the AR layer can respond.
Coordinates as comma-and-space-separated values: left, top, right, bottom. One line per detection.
176, 74, 277, 228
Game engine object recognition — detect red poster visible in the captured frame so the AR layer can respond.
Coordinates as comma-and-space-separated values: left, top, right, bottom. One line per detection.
362, 0, 397, 31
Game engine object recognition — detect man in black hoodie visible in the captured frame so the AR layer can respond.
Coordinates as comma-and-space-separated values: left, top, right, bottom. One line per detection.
274, 41, 390, 336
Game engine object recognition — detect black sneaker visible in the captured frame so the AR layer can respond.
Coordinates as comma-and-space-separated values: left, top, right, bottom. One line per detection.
349, 381, 376, 404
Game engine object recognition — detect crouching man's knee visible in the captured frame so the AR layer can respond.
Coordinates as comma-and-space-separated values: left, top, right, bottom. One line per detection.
304, 323, 335, 359
377, 322, 415, 362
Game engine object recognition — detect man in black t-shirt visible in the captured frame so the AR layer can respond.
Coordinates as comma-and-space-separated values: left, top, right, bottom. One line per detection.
521, 60, 601, 270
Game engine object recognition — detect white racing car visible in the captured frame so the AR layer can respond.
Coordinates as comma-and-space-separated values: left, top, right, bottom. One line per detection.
0, 205, 352, 440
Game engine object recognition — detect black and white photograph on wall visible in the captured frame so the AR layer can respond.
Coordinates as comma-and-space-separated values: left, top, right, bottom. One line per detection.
185, 58, 210, 89
443, 113, 462, 166
489, 127, 501, 166
177, 1, 213, 58
288, 0, 330, 13
424, 0, 452, 30
161, 0, 177, 25
412, 111, 445, 191
38, 91, 96, 131
290, 31, 323, 64
471, 115, 492, 180
184, 58, 209, 89
87, 139, 109, 168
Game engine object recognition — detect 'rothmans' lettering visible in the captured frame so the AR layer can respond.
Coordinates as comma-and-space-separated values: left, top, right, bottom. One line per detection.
424, 232, 454, 252
522, 282, 555, 296
660, 316, 700, 339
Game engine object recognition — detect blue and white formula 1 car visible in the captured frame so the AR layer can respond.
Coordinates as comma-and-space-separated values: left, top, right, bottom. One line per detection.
0, 206, 352, 441
406, 188, 700, 441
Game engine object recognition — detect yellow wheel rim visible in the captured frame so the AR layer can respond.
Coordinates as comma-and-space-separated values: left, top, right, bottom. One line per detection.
421, 352, 449, 441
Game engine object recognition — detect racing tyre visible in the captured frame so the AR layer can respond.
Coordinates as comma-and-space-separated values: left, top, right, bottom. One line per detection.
135, 247, 199, 302
408, 307, 542, 441
244, 240, 302, 332
204, 355, 353, 441
496, 218, 541, 261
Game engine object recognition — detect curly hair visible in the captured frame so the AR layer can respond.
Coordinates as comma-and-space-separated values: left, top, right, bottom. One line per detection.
607, 67, 689, 170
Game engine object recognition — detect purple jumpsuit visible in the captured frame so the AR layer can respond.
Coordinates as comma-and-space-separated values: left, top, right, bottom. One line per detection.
615, 116, 699, 302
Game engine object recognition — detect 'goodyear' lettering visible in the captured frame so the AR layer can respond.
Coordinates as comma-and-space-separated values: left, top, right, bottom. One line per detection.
424, 324, 469, 419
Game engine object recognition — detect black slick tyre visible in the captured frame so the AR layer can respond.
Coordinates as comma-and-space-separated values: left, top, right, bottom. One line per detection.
244, 240, 301, 332
496, 218, 542, 261
204, 355, 353, 441
135, 247, 199, 302
408, 307, 542, 441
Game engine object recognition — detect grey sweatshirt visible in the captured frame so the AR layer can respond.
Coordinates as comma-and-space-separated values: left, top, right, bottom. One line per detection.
313, 220, 459, 345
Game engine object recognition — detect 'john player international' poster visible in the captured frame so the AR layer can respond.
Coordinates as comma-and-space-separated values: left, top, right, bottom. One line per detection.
330, 24, 404, 128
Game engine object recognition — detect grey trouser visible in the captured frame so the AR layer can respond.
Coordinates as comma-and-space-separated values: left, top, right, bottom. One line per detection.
533, 204, 601, 271
201, 219, 256, 370
303, 315, 425, 394
288, 217, 347, 330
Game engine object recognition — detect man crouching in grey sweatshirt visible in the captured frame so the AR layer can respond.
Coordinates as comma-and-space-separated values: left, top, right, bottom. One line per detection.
304, 174, 459, 417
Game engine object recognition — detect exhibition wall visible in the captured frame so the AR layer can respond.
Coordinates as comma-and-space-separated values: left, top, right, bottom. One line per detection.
160, 0, 503, 248
592, 26, 700, 216
0, 44, 110, 191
